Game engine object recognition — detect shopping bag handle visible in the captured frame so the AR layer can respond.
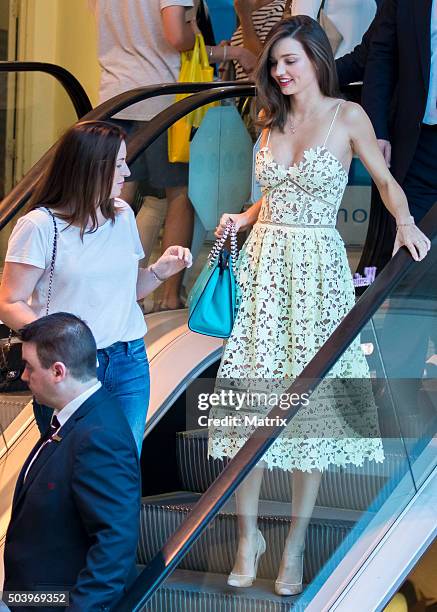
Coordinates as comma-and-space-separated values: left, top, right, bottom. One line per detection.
208, 220, 238, 274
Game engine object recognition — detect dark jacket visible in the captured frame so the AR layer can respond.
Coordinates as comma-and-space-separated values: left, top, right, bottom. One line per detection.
4, 386, 140, 612
335, 0, 383, 87
361, 0, 433, 183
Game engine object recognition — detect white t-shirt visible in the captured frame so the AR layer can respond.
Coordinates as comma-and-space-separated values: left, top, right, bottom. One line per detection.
6, 200, 146, 349
90, 0, 194, 121
291, 0, 377, 58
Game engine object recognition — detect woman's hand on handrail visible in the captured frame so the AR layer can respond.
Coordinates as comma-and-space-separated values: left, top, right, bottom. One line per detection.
393, 223, 431, 262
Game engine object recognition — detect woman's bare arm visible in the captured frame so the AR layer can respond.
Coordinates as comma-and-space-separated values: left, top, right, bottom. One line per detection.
343, 102, 431, 261
0, 263, 44, 331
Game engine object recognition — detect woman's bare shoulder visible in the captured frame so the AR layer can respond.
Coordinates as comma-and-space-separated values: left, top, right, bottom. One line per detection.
338, 100, 369, 124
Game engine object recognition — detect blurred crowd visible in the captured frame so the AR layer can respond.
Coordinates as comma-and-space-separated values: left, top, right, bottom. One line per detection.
90, 0, 435, 310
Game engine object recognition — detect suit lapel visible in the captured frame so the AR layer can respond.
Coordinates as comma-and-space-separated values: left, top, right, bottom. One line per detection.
413, 0, 432, 88
13, 388, 105, 510
12, 438, 45, 511
14, 438, 61, 505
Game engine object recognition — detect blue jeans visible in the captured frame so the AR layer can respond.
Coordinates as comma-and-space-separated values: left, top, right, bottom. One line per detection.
33, 338, 150, 454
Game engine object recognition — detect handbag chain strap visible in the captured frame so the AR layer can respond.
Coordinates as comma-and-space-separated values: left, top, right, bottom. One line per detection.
4, 207, 58, 354
317, 0, 326, 19
208, 220, 238, 275
44, 208, 58, 316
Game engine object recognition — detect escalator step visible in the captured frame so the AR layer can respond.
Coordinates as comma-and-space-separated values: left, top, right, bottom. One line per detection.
176, 429, 407, 511
142, 569, 301, 612
0, 393, 32, 432
138, 492, 357, 582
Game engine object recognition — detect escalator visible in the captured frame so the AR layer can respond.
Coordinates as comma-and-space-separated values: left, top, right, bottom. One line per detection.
116, 205, 437, 610
0, 65, 435, 610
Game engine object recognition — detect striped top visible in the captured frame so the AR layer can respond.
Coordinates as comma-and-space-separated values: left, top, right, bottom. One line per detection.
230, 0, 287, 80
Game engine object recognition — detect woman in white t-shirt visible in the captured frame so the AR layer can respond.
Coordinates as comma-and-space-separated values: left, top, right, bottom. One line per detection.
0, 121, 192, 453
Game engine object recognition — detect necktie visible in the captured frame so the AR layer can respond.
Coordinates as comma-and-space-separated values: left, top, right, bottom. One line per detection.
41, 414, 61, 442
24, 415, 61, 482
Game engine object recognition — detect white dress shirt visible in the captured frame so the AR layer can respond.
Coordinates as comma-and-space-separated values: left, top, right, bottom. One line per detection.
54, 380, 102, 427
24, 381, 102, 481
423, 0, 437, 125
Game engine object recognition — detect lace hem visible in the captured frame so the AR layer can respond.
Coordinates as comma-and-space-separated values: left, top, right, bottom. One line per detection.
208, 437, 385, 473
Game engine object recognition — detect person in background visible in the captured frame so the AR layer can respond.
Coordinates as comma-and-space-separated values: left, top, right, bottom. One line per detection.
362, 0, 437, 266
0, 121, 191, 452
3, 313, 140, 612
206, 0, 290, 80
290, 0, 377, 58
91, 0, 196, 311
360, 0, 437, 429
334, 0, 383, 87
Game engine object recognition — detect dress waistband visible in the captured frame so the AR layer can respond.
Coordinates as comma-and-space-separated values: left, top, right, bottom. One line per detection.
257, 220, 335, 229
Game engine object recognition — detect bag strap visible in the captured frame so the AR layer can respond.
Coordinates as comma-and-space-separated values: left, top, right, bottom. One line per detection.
5, 208, 58, 353
208, 221, 238, 274
43, 207, 58, 316
317, 0, 326, 19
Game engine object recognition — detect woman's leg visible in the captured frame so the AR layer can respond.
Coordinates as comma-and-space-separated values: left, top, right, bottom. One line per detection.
97, 340, 150, 455
159, 185, 194, 310
231, 465, 265, 575
277, 469, 322, 585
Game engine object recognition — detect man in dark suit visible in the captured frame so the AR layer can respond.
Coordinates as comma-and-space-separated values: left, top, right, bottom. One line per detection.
335, 0, 383, 88
351, 1, 436, 433
361, 0, 437, 269
3, 313, 140, 611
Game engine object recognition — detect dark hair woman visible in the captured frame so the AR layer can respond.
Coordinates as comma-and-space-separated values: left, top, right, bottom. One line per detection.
207, 16, 430, 596
0, 120, 192, 453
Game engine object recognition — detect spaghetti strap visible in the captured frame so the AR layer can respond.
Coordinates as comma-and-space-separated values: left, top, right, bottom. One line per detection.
323, 102, 344, 147
260, 128, 271, 150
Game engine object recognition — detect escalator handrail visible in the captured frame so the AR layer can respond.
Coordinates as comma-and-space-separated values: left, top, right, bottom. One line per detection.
115, 206, 437, 611
79, 80, 252, 124
0, 79, 360, 229
0, 61, 92, 119
127, 85, 256, 164
0, 81, 253, 230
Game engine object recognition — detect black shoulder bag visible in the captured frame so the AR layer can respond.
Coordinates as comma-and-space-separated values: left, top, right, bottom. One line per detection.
0, 208, 58, 392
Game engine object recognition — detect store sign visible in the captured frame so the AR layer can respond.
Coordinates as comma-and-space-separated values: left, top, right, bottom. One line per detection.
353, 267, 377, 287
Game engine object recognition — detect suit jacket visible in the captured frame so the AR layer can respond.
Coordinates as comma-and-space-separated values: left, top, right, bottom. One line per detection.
335, 0, 382, 87
361, 0, 433, 183
4, 386, 140, 612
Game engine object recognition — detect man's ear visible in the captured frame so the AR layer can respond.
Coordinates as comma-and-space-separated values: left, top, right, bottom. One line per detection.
51, 361, 68, 383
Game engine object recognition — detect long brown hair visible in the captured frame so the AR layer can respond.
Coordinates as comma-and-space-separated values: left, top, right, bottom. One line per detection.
27, 120, 126, 238
255, 16, 340, 132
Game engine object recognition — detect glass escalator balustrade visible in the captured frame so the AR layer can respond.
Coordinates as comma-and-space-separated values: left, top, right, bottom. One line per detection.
2, 83, 434, 610
132, 233, 436, 610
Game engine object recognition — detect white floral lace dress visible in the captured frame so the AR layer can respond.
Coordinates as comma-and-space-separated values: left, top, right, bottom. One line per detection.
208, 104, 385, 472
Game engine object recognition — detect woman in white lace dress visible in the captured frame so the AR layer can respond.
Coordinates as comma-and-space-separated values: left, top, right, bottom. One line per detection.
207, 16, 430, 596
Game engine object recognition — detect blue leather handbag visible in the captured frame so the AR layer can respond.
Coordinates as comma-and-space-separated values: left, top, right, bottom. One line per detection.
188, 221, 240, 338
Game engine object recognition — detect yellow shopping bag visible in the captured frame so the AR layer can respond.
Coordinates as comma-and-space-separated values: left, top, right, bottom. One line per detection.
168, 33, 217, 163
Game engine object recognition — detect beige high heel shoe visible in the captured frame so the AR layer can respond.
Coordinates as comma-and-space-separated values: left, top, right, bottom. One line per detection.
227, 529, 266, 588
275, 552, 304, 596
